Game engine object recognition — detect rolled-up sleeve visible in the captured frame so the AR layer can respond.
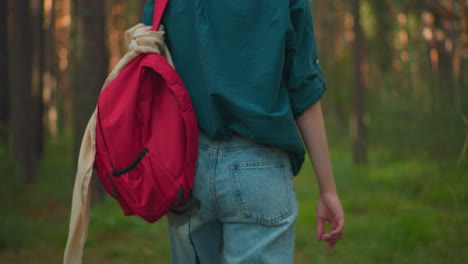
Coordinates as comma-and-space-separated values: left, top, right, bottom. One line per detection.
286, 0, 327, 119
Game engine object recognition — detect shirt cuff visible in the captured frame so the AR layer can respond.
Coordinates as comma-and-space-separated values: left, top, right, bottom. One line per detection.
289, 64, 327, 119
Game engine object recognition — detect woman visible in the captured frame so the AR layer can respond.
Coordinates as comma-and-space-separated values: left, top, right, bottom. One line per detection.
143, 0, 345, 263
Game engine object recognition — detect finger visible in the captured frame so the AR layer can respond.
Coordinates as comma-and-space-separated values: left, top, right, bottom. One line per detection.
325, 233, 344, 250
328, 233, 344, 243
316, 218, 325, 241
322, 225, 343, 240
322, 233, 343, 244
327, 241, 337, 251
323, 231, 344, 241
322, 231, 342, 240
328, 217, 345, 237
324, 230, 344, 241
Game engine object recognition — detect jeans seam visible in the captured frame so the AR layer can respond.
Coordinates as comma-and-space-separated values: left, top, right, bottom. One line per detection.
220, 145, 268, 153
210, 143, 221, 216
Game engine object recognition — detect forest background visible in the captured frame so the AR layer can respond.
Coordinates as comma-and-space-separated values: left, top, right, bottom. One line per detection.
1, 0, 467, 263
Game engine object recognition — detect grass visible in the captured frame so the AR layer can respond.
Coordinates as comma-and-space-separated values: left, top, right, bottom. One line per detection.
0, 137, 467, 264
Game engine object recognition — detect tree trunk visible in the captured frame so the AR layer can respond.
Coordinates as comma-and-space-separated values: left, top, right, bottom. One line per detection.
108, 0, 127, 68
459, 0, 468, 108
332, 0, 348, 125
314, 0, 326, 46
368, 0, 394, 73
0, 0, 9, 144
138, 0, 147, 21
351, 0, 367, 165
73, 0, 109, 202
43, 0, 58, 135
10, 0, 37, 181
434, 6, 455, 105
31, 0, 45, 158
423, 0, 458, 105
54, 0, 72, 133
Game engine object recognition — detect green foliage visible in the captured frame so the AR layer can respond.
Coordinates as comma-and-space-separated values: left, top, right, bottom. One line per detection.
294, 148, 467, 264
3, 0, 467, 262
1, 133, 466, 263
366, 75, 466, 163
0, 135, 73, 255
317, 0, 467, 167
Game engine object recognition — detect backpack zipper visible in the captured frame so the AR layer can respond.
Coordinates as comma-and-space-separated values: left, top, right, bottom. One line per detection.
97, 107, 119, 198
108, 170, 119, 198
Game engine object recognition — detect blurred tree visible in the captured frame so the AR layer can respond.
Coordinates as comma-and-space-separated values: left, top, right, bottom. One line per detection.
330, 0, 350, 125
108, 0, 127, 68
107, 0, 147, 70
434, 0, 457, 105
137, 0, 148, 23
459, 0, 468, 107
351, 0, 367, 164
125, 0, 147, 31
0, 0, 9, 144
367, 0, 394, 74
10, 0, 38, 181
313, 0, 326, 44
72, 0, 109, 201
43, 0, 58, 136
31, 0, 45, 158
312, 0, 351, 125
421, 0, 459, 104
72, 0, 108, 162
55, 0, 72, 133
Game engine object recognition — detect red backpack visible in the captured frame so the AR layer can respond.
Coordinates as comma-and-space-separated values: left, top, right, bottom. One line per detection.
93, 0, 198, 223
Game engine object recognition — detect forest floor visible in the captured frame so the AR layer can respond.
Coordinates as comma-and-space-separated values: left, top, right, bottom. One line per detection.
0, 137, 467, 264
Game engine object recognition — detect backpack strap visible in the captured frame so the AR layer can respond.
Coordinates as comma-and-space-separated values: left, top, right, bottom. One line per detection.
151, 0, 169, 31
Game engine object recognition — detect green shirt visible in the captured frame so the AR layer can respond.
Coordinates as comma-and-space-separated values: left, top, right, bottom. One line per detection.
143, 0, 327, 175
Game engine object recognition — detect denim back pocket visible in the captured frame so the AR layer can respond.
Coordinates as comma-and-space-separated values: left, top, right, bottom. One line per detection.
230, 161, 295, 225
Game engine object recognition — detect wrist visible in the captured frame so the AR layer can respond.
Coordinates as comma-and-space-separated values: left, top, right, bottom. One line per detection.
317, 180, 337, 197
319, 190, 339, 200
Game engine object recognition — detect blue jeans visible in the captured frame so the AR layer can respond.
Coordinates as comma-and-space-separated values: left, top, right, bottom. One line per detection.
167, 132, 298, 264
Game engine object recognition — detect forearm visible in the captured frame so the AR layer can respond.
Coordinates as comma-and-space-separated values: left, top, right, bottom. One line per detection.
296, 101, 337, 196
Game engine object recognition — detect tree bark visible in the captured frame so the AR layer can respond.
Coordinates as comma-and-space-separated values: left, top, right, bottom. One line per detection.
368, 0, 394, 73
351, 0, 367, 165
108, 0, 127, 68
435, 1, 456, 104
459, 0, 468, 107
73, 0, 109, 163
73, 0, 109, 202
138, 0, 147, 21
31, 0, 45, 158
43, 0, 58, 135
423, 0, 458, 105
10, 0, 38, 180
54, 0, 72, 133
0, 0, 9, 144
